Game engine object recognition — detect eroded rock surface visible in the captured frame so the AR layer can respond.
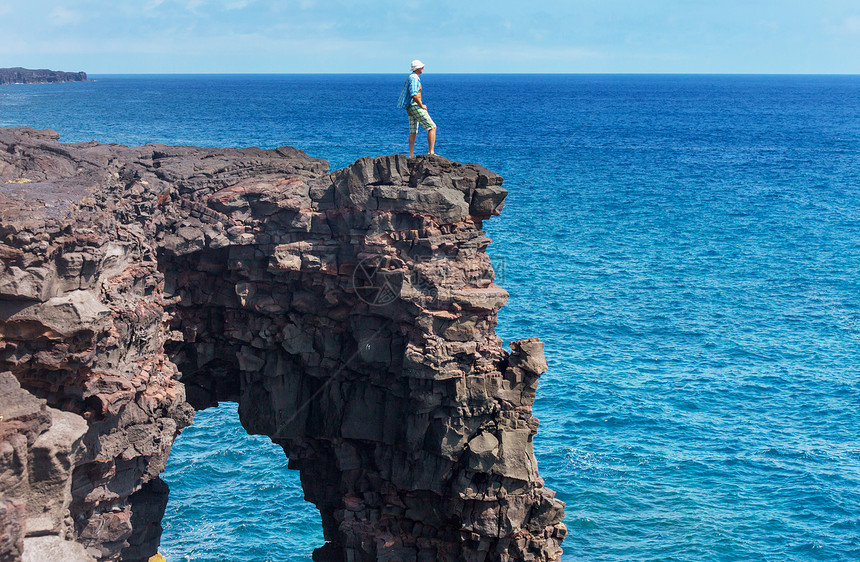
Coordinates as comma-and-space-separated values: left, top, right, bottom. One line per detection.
0, 127, 565, 561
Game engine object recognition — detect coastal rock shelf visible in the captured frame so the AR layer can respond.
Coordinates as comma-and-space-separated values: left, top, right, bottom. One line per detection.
0, 127, 566, 561
0, 68, 87, 85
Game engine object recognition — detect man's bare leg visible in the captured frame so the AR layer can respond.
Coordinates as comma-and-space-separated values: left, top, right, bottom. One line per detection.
428, 127, 436, 155
408, 133, 417, 158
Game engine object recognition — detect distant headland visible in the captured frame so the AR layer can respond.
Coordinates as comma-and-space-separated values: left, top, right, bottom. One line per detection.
0, 67, 87, 85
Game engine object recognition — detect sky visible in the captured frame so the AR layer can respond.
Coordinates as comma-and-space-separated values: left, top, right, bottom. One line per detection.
1, 0, 858, 74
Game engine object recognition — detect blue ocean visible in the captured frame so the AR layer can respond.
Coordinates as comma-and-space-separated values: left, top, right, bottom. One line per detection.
2, 74, 858, 561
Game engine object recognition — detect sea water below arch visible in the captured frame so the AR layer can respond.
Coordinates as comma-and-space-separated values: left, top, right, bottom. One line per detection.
2, 74, 859, 561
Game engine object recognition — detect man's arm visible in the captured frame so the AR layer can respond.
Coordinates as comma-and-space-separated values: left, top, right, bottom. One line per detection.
411, 92, 425, 109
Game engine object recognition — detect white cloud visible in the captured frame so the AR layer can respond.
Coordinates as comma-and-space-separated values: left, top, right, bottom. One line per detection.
0, 35, 176, 56
186, 0, 206, 12
48, 7, 82, 27
844, 15, 860, 34
225, 0, 250, 9
451, 43, 602, 68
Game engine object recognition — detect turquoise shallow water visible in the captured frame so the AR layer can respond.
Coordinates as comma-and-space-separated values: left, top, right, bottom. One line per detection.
2, 74, 859, 560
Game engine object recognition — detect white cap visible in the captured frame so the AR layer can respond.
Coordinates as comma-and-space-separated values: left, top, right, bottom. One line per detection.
411, 59, 425, 71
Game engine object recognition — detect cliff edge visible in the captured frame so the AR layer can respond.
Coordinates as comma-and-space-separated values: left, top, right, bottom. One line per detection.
0, 68, 88, 86
0, 127, 566, 561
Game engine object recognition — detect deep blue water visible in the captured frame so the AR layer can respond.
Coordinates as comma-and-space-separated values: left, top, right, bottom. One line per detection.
2, 74, 859, 561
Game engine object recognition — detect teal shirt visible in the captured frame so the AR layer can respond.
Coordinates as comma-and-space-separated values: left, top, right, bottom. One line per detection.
396, 73, 421, 109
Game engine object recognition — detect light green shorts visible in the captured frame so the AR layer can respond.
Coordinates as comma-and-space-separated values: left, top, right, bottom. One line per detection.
407, 103, 436, 134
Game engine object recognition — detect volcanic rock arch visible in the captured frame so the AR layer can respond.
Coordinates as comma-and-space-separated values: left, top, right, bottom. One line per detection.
0, 128, 566, 561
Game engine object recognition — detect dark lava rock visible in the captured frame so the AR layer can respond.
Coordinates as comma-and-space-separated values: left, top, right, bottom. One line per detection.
0, 68, 87, 86
0, 127, 565, 561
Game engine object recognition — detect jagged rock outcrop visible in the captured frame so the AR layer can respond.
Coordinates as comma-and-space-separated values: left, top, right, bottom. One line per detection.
0, 127, 566, 561
0, 68, 87, 86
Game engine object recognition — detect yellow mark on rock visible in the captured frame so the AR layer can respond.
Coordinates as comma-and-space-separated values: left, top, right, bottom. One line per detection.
5, 178, 33, 184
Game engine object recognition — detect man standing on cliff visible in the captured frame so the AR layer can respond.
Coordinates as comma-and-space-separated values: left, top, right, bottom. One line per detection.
396, 59, 436, 157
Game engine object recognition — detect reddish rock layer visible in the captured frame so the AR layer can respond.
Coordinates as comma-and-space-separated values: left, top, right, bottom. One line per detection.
0, 127, 565, 561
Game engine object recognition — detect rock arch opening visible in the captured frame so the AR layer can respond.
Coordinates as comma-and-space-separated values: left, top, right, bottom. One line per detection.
0, 129, 565, 562
159, 402, 322, 561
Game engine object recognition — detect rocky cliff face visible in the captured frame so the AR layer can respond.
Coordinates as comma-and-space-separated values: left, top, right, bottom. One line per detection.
0, 127, 566, 561
0, 68, 87, 85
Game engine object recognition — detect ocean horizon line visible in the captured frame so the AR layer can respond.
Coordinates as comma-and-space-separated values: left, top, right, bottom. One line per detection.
81, 71, 860, 77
